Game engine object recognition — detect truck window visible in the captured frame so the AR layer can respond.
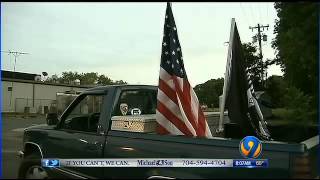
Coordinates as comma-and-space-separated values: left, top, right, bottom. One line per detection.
61, 94, 104, 133
110, 89, 158, 134
56, 93, 79, 116
113, 90, 157, 116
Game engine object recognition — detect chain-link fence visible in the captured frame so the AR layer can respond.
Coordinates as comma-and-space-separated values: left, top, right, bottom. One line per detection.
15, 98, 56, 114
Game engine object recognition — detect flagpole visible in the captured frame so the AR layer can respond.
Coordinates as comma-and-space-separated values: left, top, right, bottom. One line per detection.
218, 18, 236, 132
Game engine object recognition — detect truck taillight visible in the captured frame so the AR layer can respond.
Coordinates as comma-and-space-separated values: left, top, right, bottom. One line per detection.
291, 154, 312, 179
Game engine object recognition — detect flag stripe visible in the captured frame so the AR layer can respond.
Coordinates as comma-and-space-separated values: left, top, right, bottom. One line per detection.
190, 87, 200, 124
160, 67, 175, 89
157, 89, 183, 120
190, 86, 208, 136
157, 89, 197, 135
196, 105, 206, 136
205, 121, 213, 138
156, 111, 184, 135
181, 78, 199, 131
156, 123, 170, 135
176, 97, 197, 136
158, 78, 178, 105
157, 101, 193, 136
173, 77, 198, 133
191, 83, 209, 137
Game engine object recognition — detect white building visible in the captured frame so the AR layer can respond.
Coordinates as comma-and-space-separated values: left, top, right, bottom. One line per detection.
1, 70, 92, 113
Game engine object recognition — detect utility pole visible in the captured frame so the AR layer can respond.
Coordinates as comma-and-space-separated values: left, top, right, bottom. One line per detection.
249, 24, 269, 88
1, 50, 29, 112
1, 50, 29, 72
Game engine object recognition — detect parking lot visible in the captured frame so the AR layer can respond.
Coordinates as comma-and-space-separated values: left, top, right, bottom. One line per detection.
2, 114, 46, 179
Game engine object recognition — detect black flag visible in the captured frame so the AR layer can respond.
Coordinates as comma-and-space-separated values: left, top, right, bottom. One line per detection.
220, 18, 272, 140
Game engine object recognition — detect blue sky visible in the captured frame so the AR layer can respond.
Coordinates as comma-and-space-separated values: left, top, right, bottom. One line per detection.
1, 2, 282, 86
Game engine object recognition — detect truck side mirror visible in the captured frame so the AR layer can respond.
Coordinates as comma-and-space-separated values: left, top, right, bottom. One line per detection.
46, 113, 59, 125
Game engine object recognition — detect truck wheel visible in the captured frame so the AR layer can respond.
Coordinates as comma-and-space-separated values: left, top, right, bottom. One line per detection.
18, 154, 48, 179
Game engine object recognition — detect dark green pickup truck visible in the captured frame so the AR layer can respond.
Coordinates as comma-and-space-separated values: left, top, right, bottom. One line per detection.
18, 85, 319, 179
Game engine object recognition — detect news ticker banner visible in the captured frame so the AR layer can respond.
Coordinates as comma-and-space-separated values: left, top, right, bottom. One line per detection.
41, 159, 268, 168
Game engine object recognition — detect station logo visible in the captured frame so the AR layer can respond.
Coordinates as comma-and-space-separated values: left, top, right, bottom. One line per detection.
239, 136, 262, 159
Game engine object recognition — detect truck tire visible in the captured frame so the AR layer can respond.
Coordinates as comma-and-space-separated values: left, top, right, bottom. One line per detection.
18, 153, 49, 179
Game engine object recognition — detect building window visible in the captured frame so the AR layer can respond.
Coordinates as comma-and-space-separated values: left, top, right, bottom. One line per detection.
8, 87, 12, 91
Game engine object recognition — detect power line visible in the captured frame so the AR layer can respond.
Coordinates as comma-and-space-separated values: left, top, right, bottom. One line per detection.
266, 2, 269, 24
1, 50, 29, 72
249, 3, 255, 24
249, 24, 269, 88
258, 3, 262, 24
239, 2, 251, 27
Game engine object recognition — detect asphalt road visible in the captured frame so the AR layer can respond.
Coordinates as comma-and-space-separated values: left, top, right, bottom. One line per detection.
2, 114, 46, 179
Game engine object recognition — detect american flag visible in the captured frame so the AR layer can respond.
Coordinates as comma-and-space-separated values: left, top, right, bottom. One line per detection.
156, 3, 212, 138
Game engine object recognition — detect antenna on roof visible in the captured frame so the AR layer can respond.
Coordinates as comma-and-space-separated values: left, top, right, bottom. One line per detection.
0, 50, 29, 112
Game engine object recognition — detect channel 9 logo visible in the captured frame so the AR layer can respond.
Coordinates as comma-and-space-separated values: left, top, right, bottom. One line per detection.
239, 136, 262, 159
42, 159, 60, 167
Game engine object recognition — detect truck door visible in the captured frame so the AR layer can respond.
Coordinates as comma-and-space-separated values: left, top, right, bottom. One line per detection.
45, 93, 108, 179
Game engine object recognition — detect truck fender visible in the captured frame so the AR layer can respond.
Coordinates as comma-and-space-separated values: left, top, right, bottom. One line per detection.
23, 142, 43, 158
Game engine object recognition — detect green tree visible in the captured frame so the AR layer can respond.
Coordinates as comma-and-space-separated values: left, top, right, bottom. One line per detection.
45, 74, 60, 83
79, 72, 98, 85
113, 80, 127, 85
97, 74, 113, 85
265, 75, 288, 108
194, 78, 224, 108
45, 71, 127, 86
60, 71, 80, 84
272, 2, 317, 104
271, 2, 318, 125
282, 87, 316, 125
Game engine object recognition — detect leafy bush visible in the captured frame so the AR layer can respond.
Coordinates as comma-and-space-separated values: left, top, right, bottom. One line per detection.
271, 108, 287, 120
265, 75, 288, 108
282, 87, 317, 125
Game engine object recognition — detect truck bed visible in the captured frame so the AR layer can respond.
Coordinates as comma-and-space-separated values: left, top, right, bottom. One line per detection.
105, 129, 318, 178
105, 112, 318, 178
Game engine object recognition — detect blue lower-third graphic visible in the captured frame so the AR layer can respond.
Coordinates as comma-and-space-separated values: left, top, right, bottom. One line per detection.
42, 159, 60, 167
